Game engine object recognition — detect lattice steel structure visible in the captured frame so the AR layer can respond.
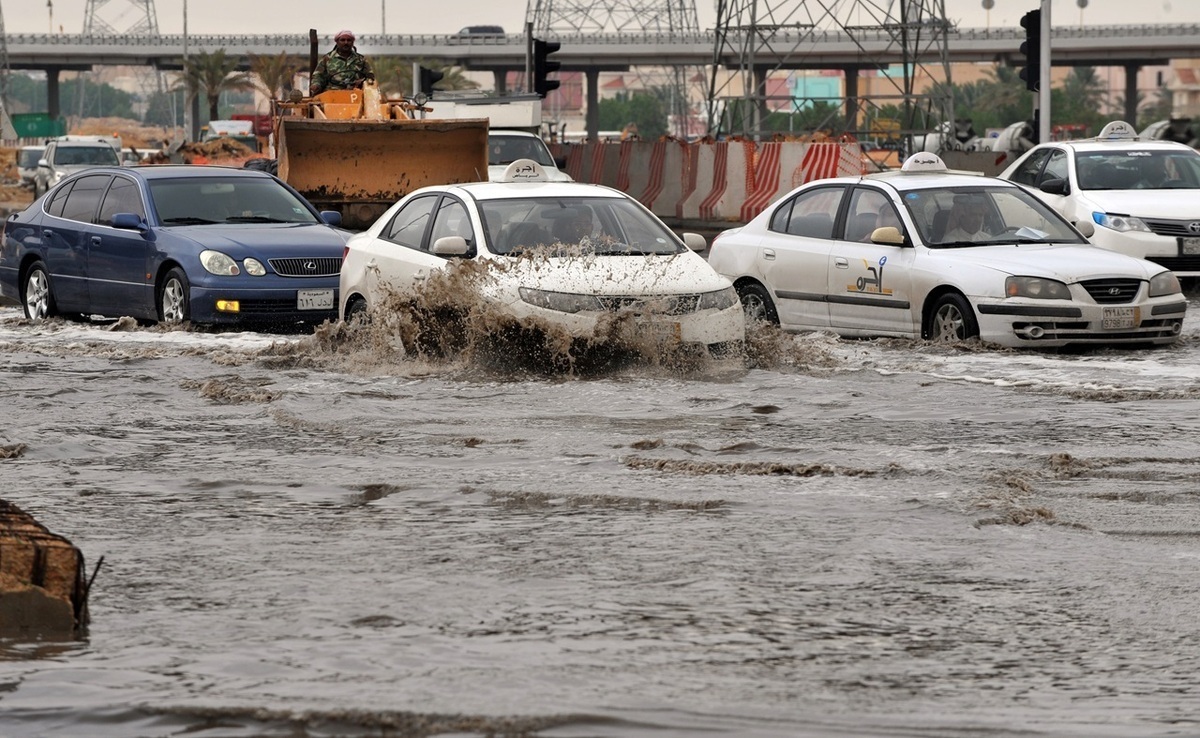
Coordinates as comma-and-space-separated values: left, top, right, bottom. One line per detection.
708, 0, 954, 148
527, 0, 704, 137
84, 0, 160, 35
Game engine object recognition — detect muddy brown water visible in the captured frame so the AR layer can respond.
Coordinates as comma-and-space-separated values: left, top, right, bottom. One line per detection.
2, 287, 1200, 737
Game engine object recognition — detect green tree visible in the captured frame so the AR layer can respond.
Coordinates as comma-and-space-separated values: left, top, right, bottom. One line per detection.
179, 50, 256, 121
248, 51, 303, 102
370, 57, 479, 97
597, 92, 668, 138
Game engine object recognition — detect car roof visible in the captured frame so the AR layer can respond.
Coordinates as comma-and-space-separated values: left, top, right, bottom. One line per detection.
489, 130, 540, 139
439, 180, 627, 201
1034, 120, 1200, 154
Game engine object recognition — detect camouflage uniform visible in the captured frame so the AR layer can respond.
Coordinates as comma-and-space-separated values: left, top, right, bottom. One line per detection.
310, 50, 375, 94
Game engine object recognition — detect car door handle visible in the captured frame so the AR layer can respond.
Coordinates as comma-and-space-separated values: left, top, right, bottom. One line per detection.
763, 248, 776, 261
414, 270, 426, 281
365, 258, 378, 272
91, 236, 102, 245
834, 257, 849, 269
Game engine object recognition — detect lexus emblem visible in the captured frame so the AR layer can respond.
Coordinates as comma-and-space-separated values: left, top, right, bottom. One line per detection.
303, 260, 316, 271
1189, 222, 1200, 235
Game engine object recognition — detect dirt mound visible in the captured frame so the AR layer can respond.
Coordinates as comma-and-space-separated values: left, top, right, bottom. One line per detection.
70, 117, 175, 149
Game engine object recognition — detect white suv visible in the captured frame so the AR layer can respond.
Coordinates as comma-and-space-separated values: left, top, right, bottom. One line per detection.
487, 130, 573, 183
999, 120, 1200, 276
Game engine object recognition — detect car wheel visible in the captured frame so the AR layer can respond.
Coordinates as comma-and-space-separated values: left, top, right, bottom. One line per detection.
925, 292, 978, 342
736, 282, 779, 325
158, 267, 190, 324
344, 295, 369, 323
22, 263, 58, 320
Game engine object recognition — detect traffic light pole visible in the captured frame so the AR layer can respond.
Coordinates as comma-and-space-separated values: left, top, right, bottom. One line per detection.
1038, 0, 1051, 144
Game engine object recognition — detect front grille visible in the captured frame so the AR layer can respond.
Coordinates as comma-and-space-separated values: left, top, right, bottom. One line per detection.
237, 298, 338, 316
1146, 256, 1200, 272
597, 295, 702, 316
1080, 278, 1140, 304
1141, 218, 1200, 238
1010, 319, 1181, 342
268, 257, 342, 278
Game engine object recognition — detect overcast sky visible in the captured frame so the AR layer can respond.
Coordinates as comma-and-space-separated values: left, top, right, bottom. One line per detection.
7, 0, 1197, 37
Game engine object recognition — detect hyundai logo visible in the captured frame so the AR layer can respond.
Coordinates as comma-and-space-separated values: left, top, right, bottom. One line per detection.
303, 260, 317, 271
1108, 287, 1122, 295
1188, 222, 1200, 235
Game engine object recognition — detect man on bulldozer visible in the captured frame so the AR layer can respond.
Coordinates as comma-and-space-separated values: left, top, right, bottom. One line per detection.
310, 29, 375, 95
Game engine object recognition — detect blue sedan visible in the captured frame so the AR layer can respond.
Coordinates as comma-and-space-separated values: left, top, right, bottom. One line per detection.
0, 165, 350, 327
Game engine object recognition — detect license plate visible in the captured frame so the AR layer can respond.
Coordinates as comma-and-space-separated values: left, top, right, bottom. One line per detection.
1102, 306, 1139, 330
1182, 237, 1200, 255
297, 289, 334, 310
640, 320, 682, 343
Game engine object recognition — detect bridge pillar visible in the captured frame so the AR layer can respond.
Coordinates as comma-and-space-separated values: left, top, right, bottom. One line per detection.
47, 68, 62, 122
754, 66, 768, 139
493, 69, 507, 95
843, 65, 870, 134
1124, 63, 1140, 125
586, 67, 600, 142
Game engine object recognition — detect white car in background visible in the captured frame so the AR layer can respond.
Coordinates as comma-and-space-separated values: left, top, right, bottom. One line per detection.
487, 130, 572, 182
999, 120, 1200, 277
339, 160, 743, 354
707, 152, 1186, 349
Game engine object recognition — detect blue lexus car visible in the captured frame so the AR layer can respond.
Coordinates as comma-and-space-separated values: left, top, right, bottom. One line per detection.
0, 165, 351, 328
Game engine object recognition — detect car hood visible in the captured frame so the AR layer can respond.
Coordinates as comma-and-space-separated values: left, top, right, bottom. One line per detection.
931, 243, 1165, 280
487, 250, 732, 296
1075, 189, 1200, 217
168, 223, 350, 256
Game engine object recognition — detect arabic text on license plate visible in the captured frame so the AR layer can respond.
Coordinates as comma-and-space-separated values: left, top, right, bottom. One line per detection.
1183, 237, 1200, 255
1101, 306, 1138, 330
297, 289, 334, 310
640, 320, 682, 344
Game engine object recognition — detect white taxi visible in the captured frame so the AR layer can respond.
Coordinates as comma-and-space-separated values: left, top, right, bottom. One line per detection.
999, 120, 1200, 276
338, 160, 744, 353
707, 153, 1185, 348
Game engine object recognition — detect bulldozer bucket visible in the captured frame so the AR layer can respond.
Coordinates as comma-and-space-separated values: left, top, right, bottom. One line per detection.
276, 116, 489, 230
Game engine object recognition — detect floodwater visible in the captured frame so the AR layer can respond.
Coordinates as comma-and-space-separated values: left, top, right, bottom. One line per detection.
3, 289, 1200, 738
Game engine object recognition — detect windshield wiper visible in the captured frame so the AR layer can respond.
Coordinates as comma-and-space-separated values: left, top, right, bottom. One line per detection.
224, 215, 293, 223
163, 216, 218, 225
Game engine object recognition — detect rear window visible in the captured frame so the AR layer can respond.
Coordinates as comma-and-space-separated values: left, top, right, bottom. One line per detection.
52, 146, 120, 166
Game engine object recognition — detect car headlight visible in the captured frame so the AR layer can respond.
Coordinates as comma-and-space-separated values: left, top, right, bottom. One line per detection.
1092, 212, 1151, 233
243, 257, 267, 276
1006, 276, 1071, 300
51, 172, 64, 184
1149, 270, 1181, 297
519, 287, 603, 313
697, 286, 738, 311
200, 249, 240, 276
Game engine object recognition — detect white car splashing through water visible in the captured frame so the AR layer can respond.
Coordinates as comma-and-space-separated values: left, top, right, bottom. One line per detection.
338, 160, 745, 357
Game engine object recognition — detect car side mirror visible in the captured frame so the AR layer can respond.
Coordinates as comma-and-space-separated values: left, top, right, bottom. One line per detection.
432, 235, 470, 256
681, 232, 707, 251
111, 212, 147, 231
1073, 219, 1096, 238
1040, 177, 1070, 196
319, 210, 342, 227
37, 159, 48, 168
869, 226, 906, 245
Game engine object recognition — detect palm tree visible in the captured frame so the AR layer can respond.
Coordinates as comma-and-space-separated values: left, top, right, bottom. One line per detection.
178, 50, 256, 121
370, 57, 480, 97
248, 51, 303, 102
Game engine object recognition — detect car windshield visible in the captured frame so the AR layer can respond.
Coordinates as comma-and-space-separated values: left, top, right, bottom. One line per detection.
19, 149, 44, 168
904, 186, 1087, 249
480, 196, 684, 256
52, 146, 119, 166
148, 178, 320, 225
488, 135, 556, 167
1075, 149, 1200, 190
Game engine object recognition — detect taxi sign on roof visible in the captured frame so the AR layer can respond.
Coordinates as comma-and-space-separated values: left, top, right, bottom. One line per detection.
900, 152, 948, 173
1096, 121, 1139, 141
500, 159, 550, 182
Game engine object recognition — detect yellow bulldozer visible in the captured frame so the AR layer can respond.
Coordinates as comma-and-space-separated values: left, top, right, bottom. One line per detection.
272, 82, 489, 230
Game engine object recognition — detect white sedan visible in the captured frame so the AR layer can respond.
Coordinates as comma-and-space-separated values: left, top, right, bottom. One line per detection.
707, 153, 1186, 349
339, 160, 744, 354
999, 120, 1200, 277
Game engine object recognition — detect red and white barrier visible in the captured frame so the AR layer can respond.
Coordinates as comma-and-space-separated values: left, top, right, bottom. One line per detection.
686, 139, 754, 222
674, 142, 701, 219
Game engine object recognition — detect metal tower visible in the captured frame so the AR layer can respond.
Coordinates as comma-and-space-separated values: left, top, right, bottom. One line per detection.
528, 0, 699, 34
84, 0, 160, 35
707, 0, 954, 148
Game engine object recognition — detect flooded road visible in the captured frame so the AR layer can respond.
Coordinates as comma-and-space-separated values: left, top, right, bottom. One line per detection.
2, 300, 1200, 738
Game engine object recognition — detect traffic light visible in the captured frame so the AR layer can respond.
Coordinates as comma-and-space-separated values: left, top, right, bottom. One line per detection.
1018, 9, 1041, 92
532, 38, 562, 98
418, 65, 444, 97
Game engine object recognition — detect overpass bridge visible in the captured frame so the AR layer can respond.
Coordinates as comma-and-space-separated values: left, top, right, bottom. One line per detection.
6, 23, 1200, 133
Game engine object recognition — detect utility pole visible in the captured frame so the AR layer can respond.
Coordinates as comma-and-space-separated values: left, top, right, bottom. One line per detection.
1039, 0, 1051, 144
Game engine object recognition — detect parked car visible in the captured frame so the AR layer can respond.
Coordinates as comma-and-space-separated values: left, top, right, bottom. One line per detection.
32, 139, 121, 198
339, 159, 744, 354
16, 146, 45, 188
998, 120, 1200, 277
487, 130, 572, 182
707, 152, 1186, 349
1, 165, 350, 328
